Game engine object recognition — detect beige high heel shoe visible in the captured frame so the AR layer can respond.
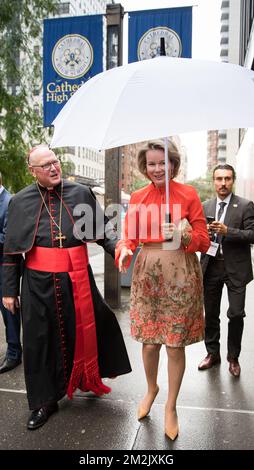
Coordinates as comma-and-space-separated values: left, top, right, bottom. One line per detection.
137, 385, 159, 420
165, 409, 179, 441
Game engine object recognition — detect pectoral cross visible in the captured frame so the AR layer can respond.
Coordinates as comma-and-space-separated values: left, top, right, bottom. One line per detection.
55, 232, 67, 248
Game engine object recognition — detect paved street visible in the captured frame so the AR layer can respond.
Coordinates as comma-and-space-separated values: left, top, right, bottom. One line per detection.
0, 244, 254, 455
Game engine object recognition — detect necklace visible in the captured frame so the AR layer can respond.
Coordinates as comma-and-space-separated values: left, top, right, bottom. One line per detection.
36, 179, 67, 248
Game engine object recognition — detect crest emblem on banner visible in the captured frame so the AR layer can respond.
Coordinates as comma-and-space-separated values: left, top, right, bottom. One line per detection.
52, 34, 93, 79
138, 27, 182, 60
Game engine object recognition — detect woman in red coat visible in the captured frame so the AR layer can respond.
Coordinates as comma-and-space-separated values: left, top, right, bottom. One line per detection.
116, 139, 210, 440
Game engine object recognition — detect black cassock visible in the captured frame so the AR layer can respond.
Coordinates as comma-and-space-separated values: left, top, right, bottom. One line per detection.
3, 180, 131, 410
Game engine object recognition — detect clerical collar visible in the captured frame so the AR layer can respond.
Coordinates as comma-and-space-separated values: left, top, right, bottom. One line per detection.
37, 181, 62, 192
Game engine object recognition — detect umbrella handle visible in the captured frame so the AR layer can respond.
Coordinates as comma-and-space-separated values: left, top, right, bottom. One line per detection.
163, 212, 173, 242
165, 213, 171, 223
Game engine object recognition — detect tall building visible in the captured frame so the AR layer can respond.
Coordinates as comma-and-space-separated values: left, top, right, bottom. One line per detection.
239, 0, 254, 69
235, 1, 254, 200
121, 142, 147, 193
207, 130, 218, 171
217, 0, 241, 166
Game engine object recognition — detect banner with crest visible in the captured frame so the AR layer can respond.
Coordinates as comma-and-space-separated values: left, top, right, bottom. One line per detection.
128, 7, 192, 63
43, 15, 103, 126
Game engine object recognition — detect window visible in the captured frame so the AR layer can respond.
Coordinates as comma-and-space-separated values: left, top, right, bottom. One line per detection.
56, 2, 70, 15
221, 12, 229, 21
220, 49, 228, 57
218, 145, 226, 151
220, 25, 229, 33
219, 133, 227, 139
220, 37, 228, 45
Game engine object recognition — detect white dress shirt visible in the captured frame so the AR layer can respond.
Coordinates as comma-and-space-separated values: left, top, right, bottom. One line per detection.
216, 193, 232, 222
215, 193, 232, 254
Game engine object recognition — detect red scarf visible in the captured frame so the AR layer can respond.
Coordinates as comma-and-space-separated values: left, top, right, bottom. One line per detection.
26, 245, 111, 398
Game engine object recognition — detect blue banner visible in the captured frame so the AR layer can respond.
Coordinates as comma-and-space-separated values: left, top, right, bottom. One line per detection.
43, 15, 103, 126
128, 7, 192, 63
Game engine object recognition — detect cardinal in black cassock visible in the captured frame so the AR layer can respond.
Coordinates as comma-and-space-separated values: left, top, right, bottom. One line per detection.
2, 145, 131, 430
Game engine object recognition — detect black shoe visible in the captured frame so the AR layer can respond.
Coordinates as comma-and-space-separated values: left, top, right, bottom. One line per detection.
27, 402, 59, 430
0, 357, 22, 374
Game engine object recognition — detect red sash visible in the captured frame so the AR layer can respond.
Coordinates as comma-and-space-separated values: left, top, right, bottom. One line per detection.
25, 245, 111, 398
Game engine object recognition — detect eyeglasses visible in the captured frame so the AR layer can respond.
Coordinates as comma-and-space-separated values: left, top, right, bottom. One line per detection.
30, 160, 61, 172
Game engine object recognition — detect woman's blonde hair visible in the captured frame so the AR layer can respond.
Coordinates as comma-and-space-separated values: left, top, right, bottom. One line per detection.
137, 139, 181, 179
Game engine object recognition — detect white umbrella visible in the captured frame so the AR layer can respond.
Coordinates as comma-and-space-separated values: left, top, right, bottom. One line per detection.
51, 56, 254, 216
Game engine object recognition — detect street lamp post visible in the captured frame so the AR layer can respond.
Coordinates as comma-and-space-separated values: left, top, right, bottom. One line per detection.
104, 3, 124, 308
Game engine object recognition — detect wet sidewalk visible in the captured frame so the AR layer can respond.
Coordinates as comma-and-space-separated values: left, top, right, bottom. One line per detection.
0, 246, 254, 456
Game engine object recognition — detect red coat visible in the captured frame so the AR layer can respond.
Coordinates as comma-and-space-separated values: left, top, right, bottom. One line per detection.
116, 180, 210, 266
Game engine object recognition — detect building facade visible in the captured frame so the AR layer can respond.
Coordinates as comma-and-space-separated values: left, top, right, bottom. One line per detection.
121, 142, 147, 193
235, 0, 254, 200
217, 0, 241, 166
207, 130, 219, 172
206, 1, 241, 171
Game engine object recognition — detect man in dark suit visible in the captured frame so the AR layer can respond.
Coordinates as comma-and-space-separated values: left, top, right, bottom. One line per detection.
0, 172, 22, 373
198, 164, 254, 377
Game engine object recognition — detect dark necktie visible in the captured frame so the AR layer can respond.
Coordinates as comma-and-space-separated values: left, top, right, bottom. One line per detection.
217, 201, 226, 244
217, 201, 226, 221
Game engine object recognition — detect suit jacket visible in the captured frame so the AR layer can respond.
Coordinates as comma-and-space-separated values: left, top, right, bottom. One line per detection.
200, 194, 254, 287
0, 187, 11, 258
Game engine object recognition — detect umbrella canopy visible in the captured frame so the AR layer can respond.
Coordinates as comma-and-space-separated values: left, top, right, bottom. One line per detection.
51, 56, 254, 151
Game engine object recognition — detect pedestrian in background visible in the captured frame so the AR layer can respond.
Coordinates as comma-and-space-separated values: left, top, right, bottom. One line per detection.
116, 139, 210, 440
0, 172, 22, 373
198, 164, 254, 377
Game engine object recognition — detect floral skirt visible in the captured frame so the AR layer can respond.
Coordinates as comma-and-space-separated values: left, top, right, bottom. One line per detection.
130, 244, 204, 347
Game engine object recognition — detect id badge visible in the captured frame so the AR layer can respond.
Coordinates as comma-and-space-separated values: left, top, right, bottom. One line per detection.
206, 241, 219, 257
